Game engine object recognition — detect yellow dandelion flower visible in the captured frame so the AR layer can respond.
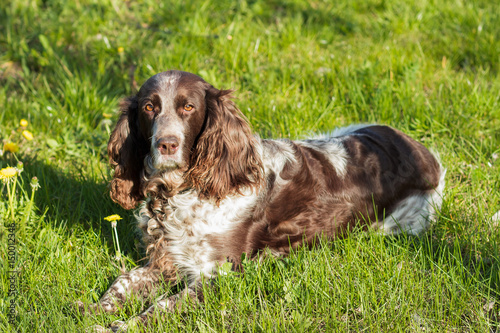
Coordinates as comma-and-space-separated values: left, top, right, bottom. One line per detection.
3, 142, 19, 153
104, 214, 123, 222
117, 47, 124, 53
0, 167, 18, 180
103, 113, 113, 119
22, 130, 33, 141
20, 119, 28, 127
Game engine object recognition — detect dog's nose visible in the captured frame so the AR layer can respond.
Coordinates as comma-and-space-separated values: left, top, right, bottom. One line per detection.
156, 137, 179, 155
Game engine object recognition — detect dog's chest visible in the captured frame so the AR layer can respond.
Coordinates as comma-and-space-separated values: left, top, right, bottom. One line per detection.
137, 191, 256, 282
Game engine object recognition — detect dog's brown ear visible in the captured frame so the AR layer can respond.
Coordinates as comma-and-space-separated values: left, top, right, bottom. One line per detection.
186, 86, 263, 202
108, 96, 149, 209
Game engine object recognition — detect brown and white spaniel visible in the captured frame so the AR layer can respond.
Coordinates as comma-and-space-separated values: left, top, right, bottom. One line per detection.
79, 70, 445, 331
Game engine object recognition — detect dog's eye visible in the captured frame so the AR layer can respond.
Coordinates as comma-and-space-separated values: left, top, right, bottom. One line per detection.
145, 103, 154, 112
184, 104, 194, 112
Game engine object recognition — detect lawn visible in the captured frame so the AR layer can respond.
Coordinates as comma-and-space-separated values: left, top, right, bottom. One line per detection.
1, 0, 499, 331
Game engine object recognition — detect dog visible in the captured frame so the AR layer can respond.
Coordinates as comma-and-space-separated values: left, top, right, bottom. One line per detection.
78, 70, 445, 331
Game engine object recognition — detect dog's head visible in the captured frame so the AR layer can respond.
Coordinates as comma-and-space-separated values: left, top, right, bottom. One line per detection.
107, 70, 262, 209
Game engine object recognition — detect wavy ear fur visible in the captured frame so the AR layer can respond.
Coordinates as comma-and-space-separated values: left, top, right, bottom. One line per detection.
187, 87, 263, 202
108, 96, 149, 209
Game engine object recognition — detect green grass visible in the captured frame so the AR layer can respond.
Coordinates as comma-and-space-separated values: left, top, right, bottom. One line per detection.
1, 0, 500, 331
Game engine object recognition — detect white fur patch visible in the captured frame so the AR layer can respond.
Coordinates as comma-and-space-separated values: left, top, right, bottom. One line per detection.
139, 189, 258, 284
298, 139, 349, 177
261, 140, 296, 177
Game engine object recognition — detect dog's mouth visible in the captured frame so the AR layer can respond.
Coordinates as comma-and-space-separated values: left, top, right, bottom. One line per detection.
153, 155, 183, 171
145, 152, 186, 174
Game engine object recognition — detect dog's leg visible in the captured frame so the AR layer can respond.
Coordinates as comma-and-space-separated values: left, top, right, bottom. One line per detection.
109, 282, 205, 332
77, 264, 165, 315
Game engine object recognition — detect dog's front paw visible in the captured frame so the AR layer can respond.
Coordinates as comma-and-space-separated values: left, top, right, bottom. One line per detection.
76, 300, 119, 315
84, 324, 112, 333
109, 317, 142, 333
109, 320, 126, 332
75, 300, 97, 315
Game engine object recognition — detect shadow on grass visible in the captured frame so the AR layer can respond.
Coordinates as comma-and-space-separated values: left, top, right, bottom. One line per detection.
19, 155, 145, 263
393, 229, 500, 313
